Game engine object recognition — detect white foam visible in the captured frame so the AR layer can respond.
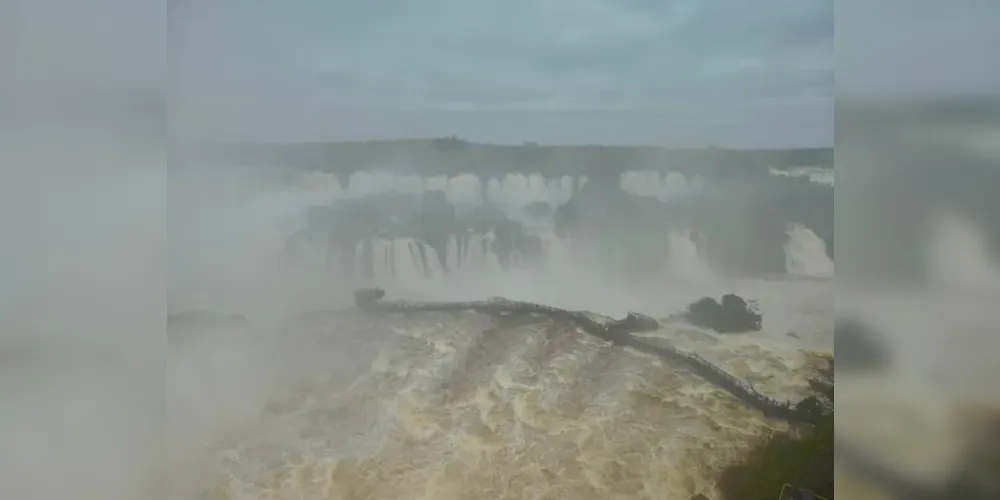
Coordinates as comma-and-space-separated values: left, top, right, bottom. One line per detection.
665, 230, 714, 281
769, 166, 834, 186
308, 171, 582, 214
621, 170, 703, 200
784, 224, 834, 277
925, 211, 1000, 288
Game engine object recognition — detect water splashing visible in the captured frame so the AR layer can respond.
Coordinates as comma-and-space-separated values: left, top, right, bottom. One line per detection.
621, 170, 702, 200
665, 230, 713, 280
925, 211, 999, 288
783, 224, 834, 277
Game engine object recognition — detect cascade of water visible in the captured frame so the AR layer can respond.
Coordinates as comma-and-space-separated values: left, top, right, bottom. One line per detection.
665, 230, 713, 280
926, 212, 998, 287
286, 171, 838, 289
459, 231, 503, 276
783, 224, 834, 277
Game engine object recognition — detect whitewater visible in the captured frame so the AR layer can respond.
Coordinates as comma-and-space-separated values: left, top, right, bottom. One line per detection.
168, 169, 834, 500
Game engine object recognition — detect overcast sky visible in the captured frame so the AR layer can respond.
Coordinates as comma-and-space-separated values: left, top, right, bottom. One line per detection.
172, 0, 833, 147
5, 0, 998, 146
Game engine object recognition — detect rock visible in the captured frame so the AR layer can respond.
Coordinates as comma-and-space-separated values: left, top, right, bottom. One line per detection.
612, 312, 660, 332
353, 288, 386, 310
682, 293, 762, 333
794, 395, 826, 417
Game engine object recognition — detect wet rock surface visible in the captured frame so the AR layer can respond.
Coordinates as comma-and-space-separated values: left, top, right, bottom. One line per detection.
353, 288, 386, 309
610, 312, 661, 332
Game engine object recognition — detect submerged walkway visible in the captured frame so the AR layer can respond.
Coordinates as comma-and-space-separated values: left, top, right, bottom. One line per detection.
353, 290, 824, 425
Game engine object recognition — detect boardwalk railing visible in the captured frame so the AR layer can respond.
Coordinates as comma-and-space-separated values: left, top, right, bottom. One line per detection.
353, 289, 824, 425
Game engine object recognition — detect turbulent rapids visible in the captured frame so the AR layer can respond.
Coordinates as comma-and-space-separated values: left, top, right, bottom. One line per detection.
355, 289, 824, 425
190, 284, 832, 500
180, 164, 834, 500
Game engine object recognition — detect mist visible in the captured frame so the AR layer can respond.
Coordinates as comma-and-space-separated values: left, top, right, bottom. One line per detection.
157, 139, 843, 498
0, 114, 165, 500
0, 91, 836, 500
0, 1, 840, 499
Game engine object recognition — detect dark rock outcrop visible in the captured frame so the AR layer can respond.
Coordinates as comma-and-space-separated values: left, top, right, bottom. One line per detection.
683, 293, 763, 333
610, 312, 660, 332
353, 288, 386, 309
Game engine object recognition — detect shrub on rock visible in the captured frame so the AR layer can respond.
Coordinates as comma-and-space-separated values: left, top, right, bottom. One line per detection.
717, 356, 834, 499
683, 293, 762, 333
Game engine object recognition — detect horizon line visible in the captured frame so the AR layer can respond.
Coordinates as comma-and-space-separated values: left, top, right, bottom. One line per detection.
203, 138, 834, 151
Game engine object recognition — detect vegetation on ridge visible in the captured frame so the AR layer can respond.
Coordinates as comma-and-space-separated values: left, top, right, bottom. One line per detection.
716, 356, 834, 499
198, 136, 834, 177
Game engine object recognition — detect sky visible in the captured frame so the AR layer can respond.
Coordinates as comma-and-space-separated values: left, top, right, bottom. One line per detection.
172, 0, 834, 147
4, 0, 998, 147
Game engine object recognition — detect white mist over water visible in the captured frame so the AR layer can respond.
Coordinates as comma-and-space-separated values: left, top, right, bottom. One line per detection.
344, 232, 555, 290
164, 168, 836, 500
621, 170, 705, 200
342, 232, 552, 298
289, 169, 722, 294
365, 237, 448, 284
783, 224, 834, 277
292, 170, 837, 288
665, 230, 714, 281
488, 173, 576, 207
331, 229, 725, 295
925, 211, 1000, 288
768, 166, 834, 186
170, 168, 343, 318
296, 171, 579, 208
296, 169, 709, 209
835, 213, 1000, 480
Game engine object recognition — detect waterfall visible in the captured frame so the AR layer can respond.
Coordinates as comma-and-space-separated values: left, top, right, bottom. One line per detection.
351, 237, 447, 285
620, 170, 702, 200
347, 233, 516, 284
665, 230, 713, 280
926, 212, 998, 287
286, 170, 839, 290
448, 231, 504, 277
783, 223, 834, 277
769, 167, 834, 186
